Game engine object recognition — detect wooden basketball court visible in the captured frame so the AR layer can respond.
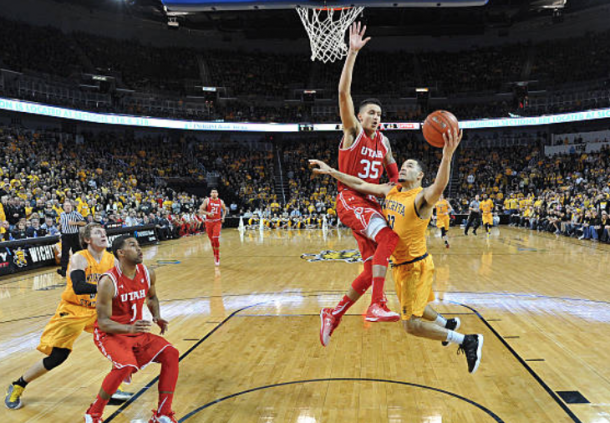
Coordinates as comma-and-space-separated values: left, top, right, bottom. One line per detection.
1, 227, 609, 423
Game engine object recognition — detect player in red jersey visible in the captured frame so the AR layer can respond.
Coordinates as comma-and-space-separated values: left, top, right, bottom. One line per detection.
318, 22, 401, 347
84, 235, 179, 423
199, 189, 226, 266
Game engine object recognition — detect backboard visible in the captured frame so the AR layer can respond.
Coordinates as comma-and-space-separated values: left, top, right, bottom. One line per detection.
162, 0, 489, 13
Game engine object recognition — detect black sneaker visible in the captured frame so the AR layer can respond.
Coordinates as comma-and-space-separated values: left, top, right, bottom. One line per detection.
56, 269, 66, 277
441, 317, 461, 346
457, 334, 484, 374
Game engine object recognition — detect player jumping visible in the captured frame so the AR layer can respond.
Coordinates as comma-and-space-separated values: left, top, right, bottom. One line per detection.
319, 22, 403, 347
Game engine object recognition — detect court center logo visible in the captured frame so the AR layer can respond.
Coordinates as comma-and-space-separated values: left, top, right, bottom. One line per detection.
300, 249, 362, 263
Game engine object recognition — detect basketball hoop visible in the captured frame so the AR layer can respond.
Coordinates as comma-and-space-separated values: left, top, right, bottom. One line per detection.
296, 5, 364, 63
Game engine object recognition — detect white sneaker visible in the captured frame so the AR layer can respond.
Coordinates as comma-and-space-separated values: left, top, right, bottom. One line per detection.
110, 387, 132, 402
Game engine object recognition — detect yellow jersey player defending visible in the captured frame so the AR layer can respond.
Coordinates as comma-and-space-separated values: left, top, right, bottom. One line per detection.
5, 223, 131, 409
310, 128, 484, 374
479, 194, 495, 237
434, 194, 453, 248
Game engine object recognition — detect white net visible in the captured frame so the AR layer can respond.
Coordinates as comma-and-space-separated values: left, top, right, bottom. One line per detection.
296, 6, 365, 63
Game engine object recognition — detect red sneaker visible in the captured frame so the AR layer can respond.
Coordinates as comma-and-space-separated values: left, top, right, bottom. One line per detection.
319, 308, 341, 347
365, 300, 400, 322
149, 410, 178, 423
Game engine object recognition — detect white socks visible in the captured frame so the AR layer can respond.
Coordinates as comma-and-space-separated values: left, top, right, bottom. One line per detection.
434, 315, 447, 327
445, 330, 465, 345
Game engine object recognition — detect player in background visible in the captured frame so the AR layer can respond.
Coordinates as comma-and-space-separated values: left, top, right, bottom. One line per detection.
84, 235, 179, 423
319, 22, 403, 347
199, 189, 226, 266
434, 194, 453, 248
5, 224, 131, 410
480, 194, 495, 237
310, 128, 484, 374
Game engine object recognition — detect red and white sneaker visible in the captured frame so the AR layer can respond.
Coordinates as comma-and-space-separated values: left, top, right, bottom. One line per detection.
214, 259, 220, 267
365, 300, 400, 322
84, 411, 103, 423
319, 308, 341, 347
149, 410, 178, 423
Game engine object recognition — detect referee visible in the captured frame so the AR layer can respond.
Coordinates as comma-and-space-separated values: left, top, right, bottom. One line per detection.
464, 194, 481, 236
57, 201, 86, 277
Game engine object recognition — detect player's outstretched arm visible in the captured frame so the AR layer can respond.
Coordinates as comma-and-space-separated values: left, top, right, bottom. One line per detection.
423, 129, 463, 207
96, 275, 151, 334
339, 22, 370, 142
309, 159, 392, 198
146, 268, 168, 334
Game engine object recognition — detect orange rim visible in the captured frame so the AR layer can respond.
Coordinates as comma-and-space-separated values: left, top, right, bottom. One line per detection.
315, 7, 353, 11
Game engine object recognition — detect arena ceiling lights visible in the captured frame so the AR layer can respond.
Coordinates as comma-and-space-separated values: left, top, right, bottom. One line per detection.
1, 97, 610, 132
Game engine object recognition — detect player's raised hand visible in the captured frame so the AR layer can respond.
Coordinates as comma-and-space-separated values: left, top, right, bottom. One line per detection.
154, 317, 169, 335
349, 22, 371, 52
130, 319, 152, 334
442, 128, 463, 158
309, 159, 334, 175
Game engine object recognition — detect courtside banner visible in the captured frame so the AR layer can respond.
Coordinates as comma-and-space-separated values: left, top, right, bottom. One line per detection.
1, 97, 610, 131
106, 225, 159, 248
0, 236, 60, 276
0, 225, 159, 277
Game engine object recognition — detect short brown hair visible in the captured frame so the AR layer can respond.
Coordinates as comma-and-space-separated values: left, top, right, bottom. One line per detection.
79, 223, 104, 248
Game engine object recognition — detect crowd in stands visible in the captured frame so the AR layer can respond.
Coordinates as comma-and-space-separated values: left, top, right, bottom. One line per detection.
1, 119, 609, 244
1, 17, 609, 124
0, 125, 209, 242
448, 136, 610, 243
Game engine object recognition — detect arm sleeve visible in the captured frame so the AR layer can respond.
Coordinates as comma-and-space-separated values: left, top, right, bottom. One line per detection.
386, 162, 399, 184
71, 269, 98, 295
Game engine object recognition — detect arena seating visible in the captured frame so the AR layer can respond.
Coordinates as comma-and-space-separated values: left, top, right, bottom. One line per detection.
2, 124, 607, 243
0, 17, 609, 123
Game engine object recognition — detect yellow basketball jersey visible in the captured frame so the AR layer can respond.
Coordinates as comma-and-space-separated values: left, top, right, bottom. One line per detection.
480, 199, 494, 215
383, 186, 429, 263
435, 200, 449, 216
61, 249, 115, 309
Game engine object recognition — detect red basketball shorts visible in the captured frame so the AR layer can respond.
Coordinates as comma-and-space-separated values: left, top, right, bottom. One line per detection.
94, 329, 172, 372
205, 221, 222, 240
336, 190, 388, 261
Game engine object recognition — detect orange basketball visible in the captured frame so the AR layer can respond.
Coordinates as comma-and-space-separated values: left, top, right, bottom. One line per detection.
422, 110, 459, 148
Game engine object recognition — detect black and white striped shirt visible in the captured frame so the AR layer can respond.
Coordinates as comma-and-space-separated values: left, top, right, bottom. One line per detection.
59, 211, 85, 234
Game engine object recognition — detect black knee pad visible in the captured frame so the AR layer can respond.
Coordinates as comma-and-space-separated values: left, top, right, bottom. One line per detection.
42, 347, 71, 371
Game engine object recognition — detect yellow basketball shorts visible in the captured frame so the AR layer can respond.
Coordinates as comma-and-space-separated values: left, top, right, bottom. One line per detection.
37, 300, 96, 355
392, 255, 436, 320
482, 213, 493, 225
436, 216, 450, 230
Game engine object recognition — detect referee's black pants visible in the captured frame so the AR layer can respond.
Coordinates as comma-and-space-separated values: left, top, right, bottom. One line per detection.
60, 233, 82, 272
464, 213, 481, 235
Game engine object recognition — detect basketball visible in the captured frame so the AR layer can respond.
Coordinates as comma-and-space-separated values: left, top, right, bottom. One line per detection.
422, 110, 460, 148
